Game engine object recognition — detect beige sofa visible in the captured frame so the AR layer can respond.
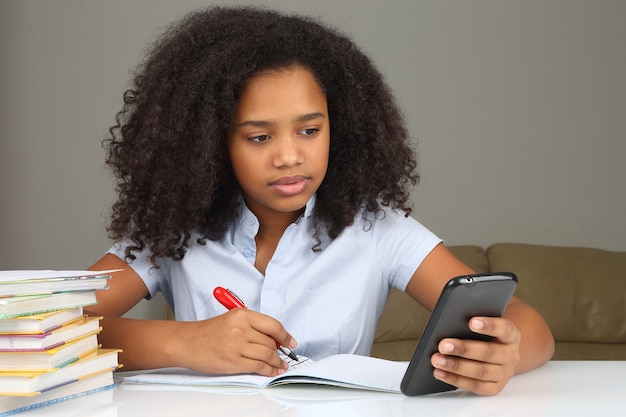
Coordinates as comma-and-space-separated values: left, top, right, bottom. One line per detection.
372, 243, 626, 361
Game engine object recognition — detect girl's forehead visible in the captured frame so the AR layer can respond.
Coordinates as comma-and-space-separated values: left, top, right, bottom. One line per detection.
233, 66, 327, 124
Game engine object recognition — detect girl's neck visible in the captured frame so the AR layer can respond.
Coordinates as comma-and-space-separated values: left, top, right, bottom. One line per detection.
249, 206, 304, 276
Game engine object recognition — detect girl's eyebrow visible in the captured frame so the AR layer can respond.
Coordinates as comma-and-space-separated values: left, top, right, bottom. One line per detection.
296, 112, 326, 122
236, 112, 326, 128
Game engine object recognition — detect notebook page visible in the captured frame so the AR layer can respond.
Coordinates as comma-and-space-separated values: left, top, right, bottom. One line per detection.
122, 354, 406, 392
272, 354, 406, 392
122, 354, 315, 388
280, 352, 314, 370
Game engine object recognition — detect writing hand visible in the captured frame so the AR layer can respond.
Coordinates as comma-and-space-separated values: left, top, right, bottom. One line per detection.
430, 316, 521, 396
177, 308, 297, 377
213, 286, 298, 361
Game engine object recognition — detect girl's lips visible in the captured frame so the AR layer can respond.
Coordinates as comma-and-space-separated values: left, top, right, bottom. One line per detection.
270, 176, 310, 196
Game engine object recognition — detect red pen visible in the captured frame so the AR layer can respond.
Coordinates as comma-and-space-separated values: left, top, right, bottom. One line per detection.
213, 286, 299, 361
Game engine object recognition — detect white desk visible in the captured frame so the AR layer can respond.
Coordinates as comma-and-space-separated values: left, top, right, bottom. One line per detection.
20, 361, 626, 417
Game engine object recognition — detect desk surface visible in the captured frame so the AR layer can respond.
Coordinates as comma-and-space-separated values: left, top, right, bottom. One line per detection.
20, 361, 626, 417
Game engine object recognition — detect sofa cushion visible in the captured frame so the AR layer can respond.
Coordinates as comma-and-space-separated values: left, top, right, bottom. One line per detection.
372, 245, 489, 357
486, 243, 626, 345
448, 245, 491, 274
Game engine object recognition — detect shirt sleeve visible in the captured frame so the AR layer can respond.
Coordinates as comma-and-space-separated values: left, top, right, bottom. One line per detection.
369, 208, 442, 291
107, 240, 166, 299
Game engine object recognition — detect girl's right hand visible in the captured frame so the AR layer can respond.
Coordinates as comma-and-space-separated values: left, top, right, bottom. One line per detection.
175, 308, 297, 376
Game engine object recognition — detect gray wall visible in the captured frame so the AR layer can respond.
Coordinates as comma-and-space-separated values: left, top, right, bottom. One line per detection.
2, 1, 625, 316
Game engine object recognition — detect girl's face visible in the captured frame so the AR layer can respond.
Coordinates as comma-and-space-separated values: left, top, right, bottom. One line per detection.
228, 65, 330, 221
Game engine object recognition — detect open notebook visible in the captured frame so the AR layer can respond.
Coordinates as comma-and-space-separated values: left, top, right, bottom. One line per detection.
122, 353, 408, 393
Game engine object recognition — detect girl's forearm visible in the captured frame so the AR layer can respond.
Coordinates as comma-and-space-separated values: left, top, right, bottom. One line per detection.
92, 315, 188, 371
504, 299, 555, 374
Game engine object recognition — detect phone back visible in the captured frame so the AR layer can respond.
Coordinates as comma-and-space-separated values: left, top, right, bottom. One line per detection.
400, 272, 518, 396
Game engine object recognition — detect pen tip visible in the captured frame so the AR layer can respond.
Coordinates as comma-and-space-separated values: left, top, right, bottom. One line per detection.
279, 346, 299, 362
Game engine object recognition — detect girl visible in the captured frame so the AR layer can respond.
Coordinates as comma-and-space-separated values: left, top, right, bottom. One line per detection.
87, 6, 554, 396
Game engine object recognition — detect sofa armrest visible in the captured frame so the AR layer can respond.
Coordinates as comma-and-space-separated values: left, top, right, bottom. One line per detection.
487, 243, 626, 345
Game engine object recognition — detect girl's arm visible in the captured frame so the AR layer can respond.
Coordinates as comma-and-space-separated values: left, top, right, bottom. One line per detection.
85, 253, 295, 376
405, 243, 555, 395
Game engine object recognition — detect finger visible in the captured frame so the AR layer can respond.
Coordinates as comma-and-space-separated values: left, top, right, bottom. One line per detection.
432, 349, 505, 382
224, 310, 291, 355
247, 310, 297, 350
436, 338, 514, 365
469, 317, 520, 344
239, 343, 290, 376
432, 338, 517, 395
217, 310, 287, 368
207, 335, 288, 377
433, 367, 505, 396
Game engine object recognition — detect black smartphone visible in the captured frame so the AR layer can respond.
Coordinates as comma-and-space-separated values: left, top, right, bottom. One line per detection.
400, 272, 518, 396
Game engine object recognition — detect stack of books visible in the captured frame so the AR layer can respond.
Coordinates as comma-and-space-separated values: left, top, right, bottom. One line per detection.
0, 270, 121, 416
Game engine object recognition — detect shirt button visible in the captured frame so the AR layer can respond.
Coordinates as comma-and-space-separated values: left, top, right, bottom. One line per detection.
247, 218, 256, 226
243, 249, 253, 258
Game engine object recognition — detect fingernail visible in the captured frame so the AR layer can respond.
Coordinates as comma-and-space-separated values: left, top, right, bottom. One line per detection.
434, 369, 447, 379
435, 356, 447, 366
442, 342, 454, 353
471, 318, 484, 330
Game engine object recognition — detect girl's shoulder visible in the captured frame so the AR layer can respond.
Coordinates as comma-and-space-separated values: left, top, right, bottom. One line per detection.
347, 202, 431, 240
354, 202, 413, 227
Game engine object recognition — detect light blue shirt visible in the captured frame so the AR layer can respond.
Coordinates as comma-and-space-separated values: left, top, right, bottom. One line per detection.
108, 195, 441, 360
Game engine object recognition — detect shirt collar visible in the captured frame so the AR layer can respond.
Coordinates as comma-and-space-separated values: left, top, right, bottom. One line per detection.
303, 193, 316, 219
237, 193, 317, 231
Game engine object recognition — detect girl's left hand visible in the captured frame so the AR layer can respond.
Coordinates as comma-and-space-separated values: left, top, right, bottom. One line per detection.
430, 316, 521, 396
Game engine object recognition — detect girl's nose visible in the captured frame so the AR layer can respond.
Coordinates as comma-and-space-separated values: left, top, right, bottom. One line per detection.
272, 136, 304, 168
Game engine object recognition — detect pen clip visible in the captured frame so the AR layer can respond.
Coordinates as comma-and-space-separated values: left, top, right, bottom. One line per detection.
226, 288, 246, 307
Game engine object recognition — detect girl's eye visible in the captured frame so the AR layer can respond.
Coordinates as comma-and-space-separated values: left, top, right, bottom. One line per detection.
249, 134, 270, 143
299, 128, 319, 137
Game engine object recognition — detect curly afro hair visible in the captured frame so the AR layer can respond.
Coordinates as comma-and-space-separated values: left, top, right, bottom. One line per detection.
105, 6, 420, 264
